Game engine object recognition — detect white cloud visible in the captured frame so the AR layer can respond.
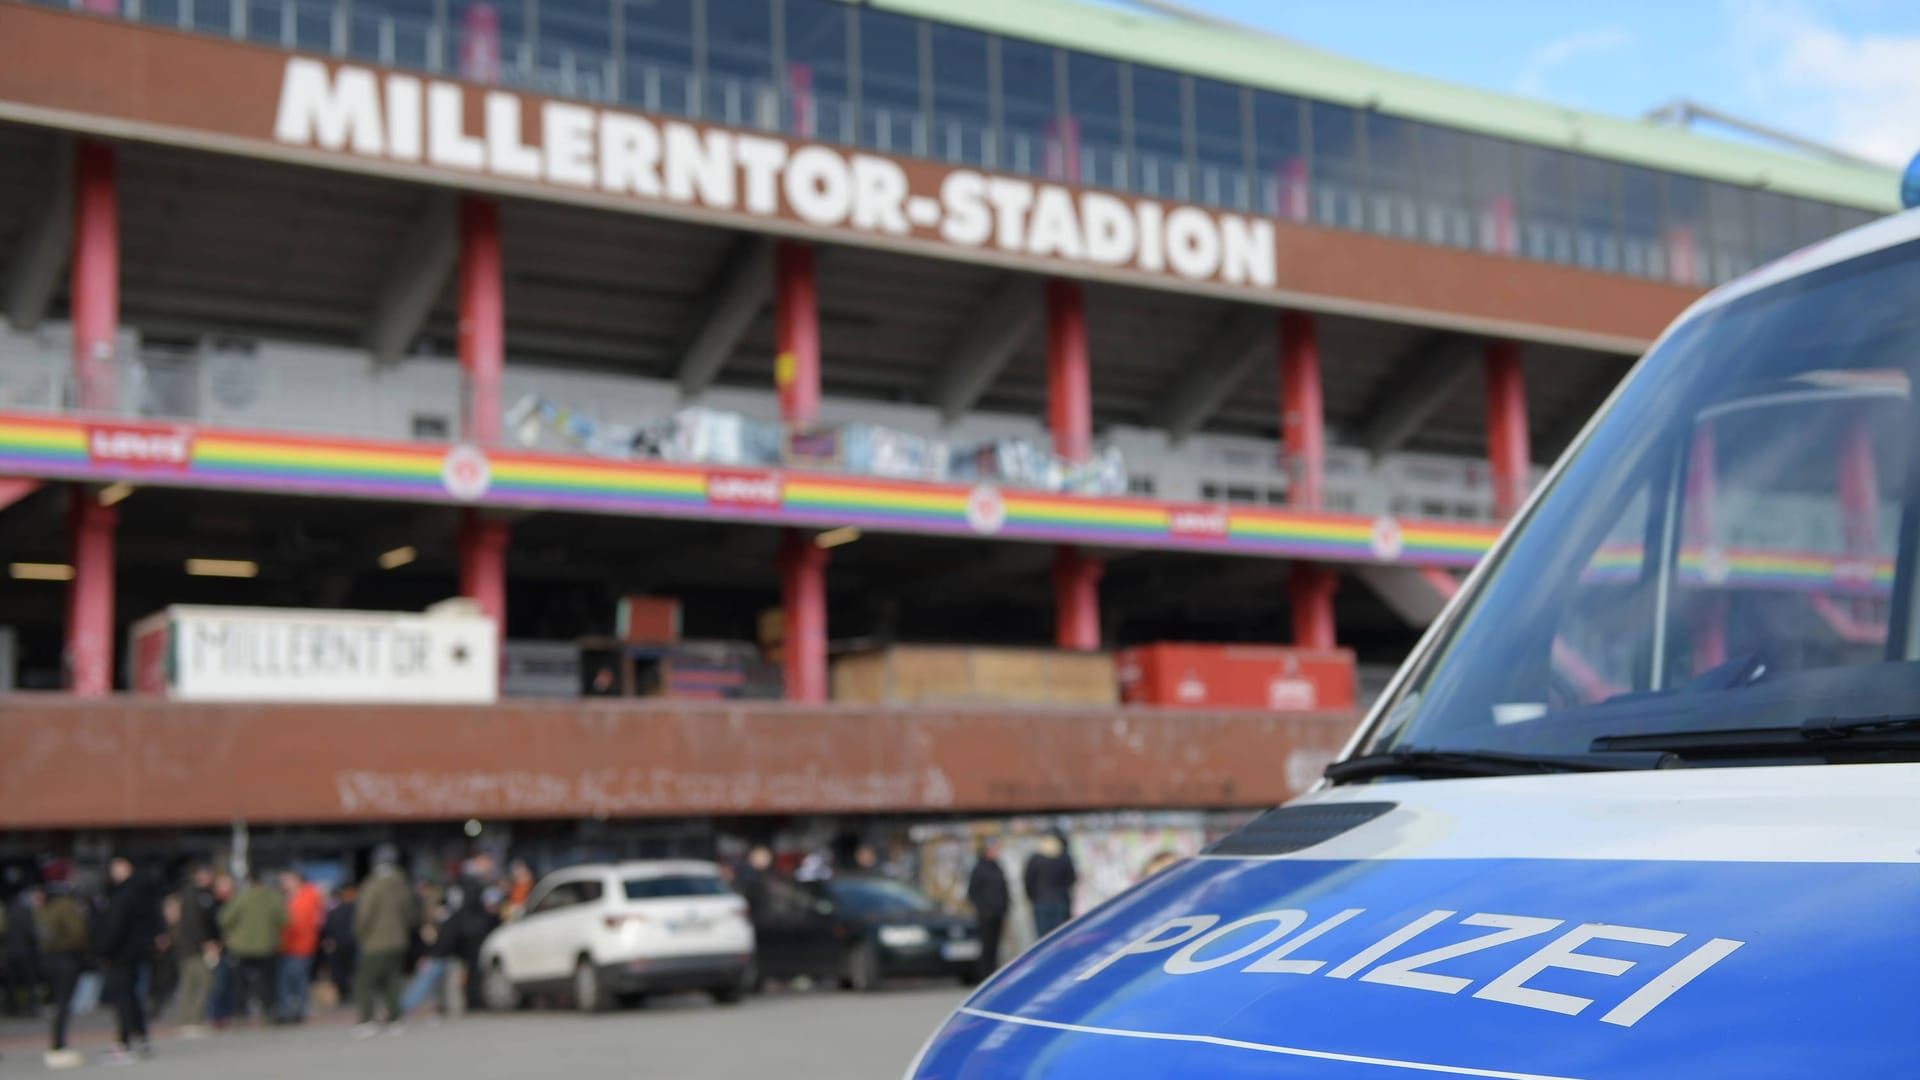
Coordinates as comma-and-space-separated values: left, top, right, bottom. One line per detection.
1513, 26, 1635, 98
1728, 0, 1920, 166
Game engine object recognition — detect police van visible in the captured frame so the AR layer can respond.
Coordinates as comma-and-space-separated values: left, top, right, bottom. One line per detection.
906, 160, 1920, 1078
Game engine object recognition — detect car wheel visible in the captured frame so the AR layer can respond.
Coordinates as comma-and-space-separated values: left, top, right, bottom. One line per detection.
482, 960, 522, 1012
573, 957, 608, 1014
843, 944, 880, 993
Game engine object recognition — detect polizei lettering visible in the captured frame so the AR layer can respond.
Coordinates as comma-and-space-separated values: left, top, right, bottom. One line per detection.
1076, 907, 1745, 1027
272, 58, 1278, 291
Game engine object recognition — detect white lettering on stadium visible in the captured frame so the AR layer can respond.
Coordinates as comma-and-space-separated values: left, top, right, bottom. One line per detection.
272, 58, 1278, 291
1074, 907, 1745, 1027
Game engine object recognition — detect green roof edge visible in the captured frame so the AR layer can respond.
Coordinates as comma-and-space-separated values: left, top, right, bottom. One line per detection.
869, 0, 1900, 213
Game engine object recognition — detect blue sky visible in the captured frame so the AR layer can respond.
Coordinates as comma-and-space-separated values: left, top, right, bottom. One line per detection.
1157, 0, 1920, 167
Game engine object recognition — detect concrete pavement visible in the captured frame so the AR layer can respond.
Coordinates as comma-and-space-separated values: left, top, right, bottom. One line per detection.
0, 987, 966, 1078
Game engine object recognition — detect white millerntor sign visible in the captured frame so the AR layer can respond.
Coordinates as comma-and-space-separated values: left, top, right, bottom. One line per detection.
272, 58, 1279, 293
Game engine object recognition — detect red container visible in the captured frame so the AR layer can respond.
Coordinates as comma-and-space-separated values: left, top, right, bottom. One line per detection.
1117, 643, 1356, 711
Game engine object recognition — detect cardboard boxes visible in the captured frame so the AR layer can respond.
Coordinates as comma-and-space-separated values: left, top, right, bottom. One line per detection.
833, 646, 1117, 706
1117, 643, 1356, 711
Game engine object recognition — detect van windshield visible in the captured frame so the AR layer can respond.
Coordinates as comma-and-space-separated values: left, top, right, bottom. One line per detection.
1360, 235, 1920, 771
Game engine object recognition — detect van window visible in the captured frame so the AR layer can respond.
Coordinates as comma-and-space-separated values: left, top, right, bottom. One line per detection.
624, 875, 730, 900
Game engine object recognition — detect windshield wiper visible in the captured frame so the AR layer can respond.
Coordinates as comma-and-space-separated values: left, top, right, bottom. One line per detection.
1590, 712, 1920, 755
1324, 748, 1639, 783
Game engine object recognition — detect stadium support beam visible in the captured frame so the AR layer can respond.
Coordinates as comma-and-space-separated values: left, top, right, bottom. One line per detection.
67, 494, 117, 697
677, 236, 774, 400
1358, 336, 1480, 458
71, 140, 117, 412
1047, 279, 1102, 652
3, 136, 72, 332
930, 277, 1043, 423
364, 191, 459, 366
456, 195, 509, 639
1155, 306, 1273, 442
777, 240, 830, 703
1354, 565, 1459, 627
1486, 340, 1531, 519
1279, 312, 1325, 511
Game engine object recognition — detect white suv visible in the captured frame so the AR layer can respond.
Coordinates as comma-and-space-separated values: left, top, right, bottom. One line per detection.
478, 860, 755, 1012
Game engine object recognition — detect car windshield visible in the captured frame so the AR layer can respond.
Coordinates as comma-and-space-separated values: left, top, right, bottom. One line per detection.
825, 877, 938, 916
1362, 234, 1920, 767
624, 874, 730, 900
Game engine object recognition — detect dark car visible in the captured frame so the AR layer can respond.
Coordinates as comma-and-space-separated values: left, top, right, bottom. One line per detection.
754, 875, 981, 991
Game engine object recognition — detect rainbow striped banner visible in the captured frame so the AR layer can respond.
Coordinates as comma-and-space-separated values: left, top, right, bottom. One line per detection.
0, 410, 1501, 567
1581, 542, 1893, 594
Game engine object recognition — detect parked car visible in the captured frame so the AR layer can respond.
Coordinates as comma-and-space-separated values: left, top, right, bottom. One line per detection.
755, 875, 981, 991
478, 860, 754, 1012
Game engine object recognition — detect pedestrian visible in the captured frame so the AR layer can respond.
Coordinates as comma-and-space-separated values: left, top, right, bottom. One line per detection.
204, 870, 236, 1030
2, 885, 41, 1016
38, 882, 88, 1071
320, 883, 358, 1005
168, 865, 219, 1037
352, 845, 417, 1036
100, 857, 161, 1064
397, 893, 459, 1019
454, 887, 501, 1012
217, 868, 287, 1026
505, 860, 535, 920
1023, 829, 1078, 941
277, 869, 325, 1023
734, 846, 775, 923
966, 837, 1011, 977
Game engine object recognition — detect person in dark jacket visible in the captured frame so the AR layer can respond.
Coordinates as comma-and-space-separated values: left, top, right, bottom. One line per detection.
1022, 830, 1078, 940
39, 883, 89, 1070
167, 865, 219, 1033
320, 883, 358, 1004
966, 837, 1011, 977
2, 887, 41, 1016
100, 858, 161, 1063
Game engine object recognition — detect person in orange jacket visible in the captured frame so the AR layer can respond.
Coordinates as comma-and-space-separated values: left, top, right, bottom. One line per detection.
275, 870, 326, 1024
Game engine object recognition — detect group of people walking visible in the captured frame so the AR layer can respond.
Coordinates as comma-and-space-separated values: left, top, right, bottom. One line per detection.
964, 829, 1079, 976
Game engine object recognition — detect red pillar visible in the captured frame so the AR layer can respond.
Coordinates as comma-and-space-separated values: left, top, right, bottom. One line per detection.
1279, 312, 1324, 510
776, 241, 829, 701
1280, 311, 1336, 650
457, 195, 508, 635
72, 140, 118, 412
1485, 340, 1531, 519
66, 141, 120, 696
776, 241, 820, 427
458, 195, 504, 445
66, 497, 116, 696
1047, 280, 1100, 651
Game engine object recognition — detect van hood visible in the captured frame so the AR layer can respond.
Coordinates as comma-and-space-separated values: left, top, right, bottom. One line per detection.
908, 764, 1920, 1079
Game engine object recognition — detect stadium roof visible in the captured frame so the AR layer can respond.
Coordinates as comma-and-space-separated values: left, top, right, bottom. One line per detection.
874, 0, 1902, 212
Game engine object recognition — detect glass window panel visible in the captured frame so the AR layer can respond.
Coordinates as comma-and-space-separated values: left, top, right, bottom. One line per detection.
1309, 101, 1362, 229
1411, 123, 1474, 248
1463, 133, 1517, 255
930, 23, 991, 165
1130, 65, 1186, 198
1664, 174, 1707, 286
1067, 51, 1125, 188
704, 0, 774, 125
1569, 154, 1621, 272
999, 38, 1058, 177
1750, 190, 1796, 263
785, 0, 849, 139
1364, 112, 1417, 238
1704, 181, 1754, 284
622, 0, 695, 114
1517, 145, 1573, 263
1192, 78, 1246, 209
1619, 165, 1666, 279
856, 7, 923, 154
1252, 90, 1305, 219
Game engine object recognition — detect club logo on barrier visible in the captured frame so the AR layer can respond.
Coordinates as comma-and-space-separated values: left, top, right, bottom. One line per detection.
1369, 516, 1404, 561
965, 485, 1007, 535
441, 445, 492, 501
706, 471, 784, 509
85, 424, 194, 471
1168, 507, 1230, 539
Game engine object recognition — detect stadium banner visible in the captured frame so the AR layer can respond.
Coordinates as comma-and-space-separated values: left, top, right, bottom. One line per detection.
0, 409, 1496, 568
0, 5, 1694, 349
131, 603, 500, 704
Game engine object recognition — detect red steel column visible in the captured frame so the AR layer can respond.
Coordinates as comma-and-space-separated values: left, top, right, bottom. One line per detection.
1048, 280, 1100, 651
66, 497, 117, 696
457, 195, 508, 635
67, 141, 120, 696
1280, 311, 1336, 651
72, 140, 118, 412
777, 241, 828, 701
1485, 340, 1531, 519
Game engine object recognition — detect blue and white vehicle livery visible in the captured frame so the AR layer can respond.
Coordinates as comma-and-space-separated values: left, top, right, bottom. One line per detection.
907, 164, 1920, 1078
